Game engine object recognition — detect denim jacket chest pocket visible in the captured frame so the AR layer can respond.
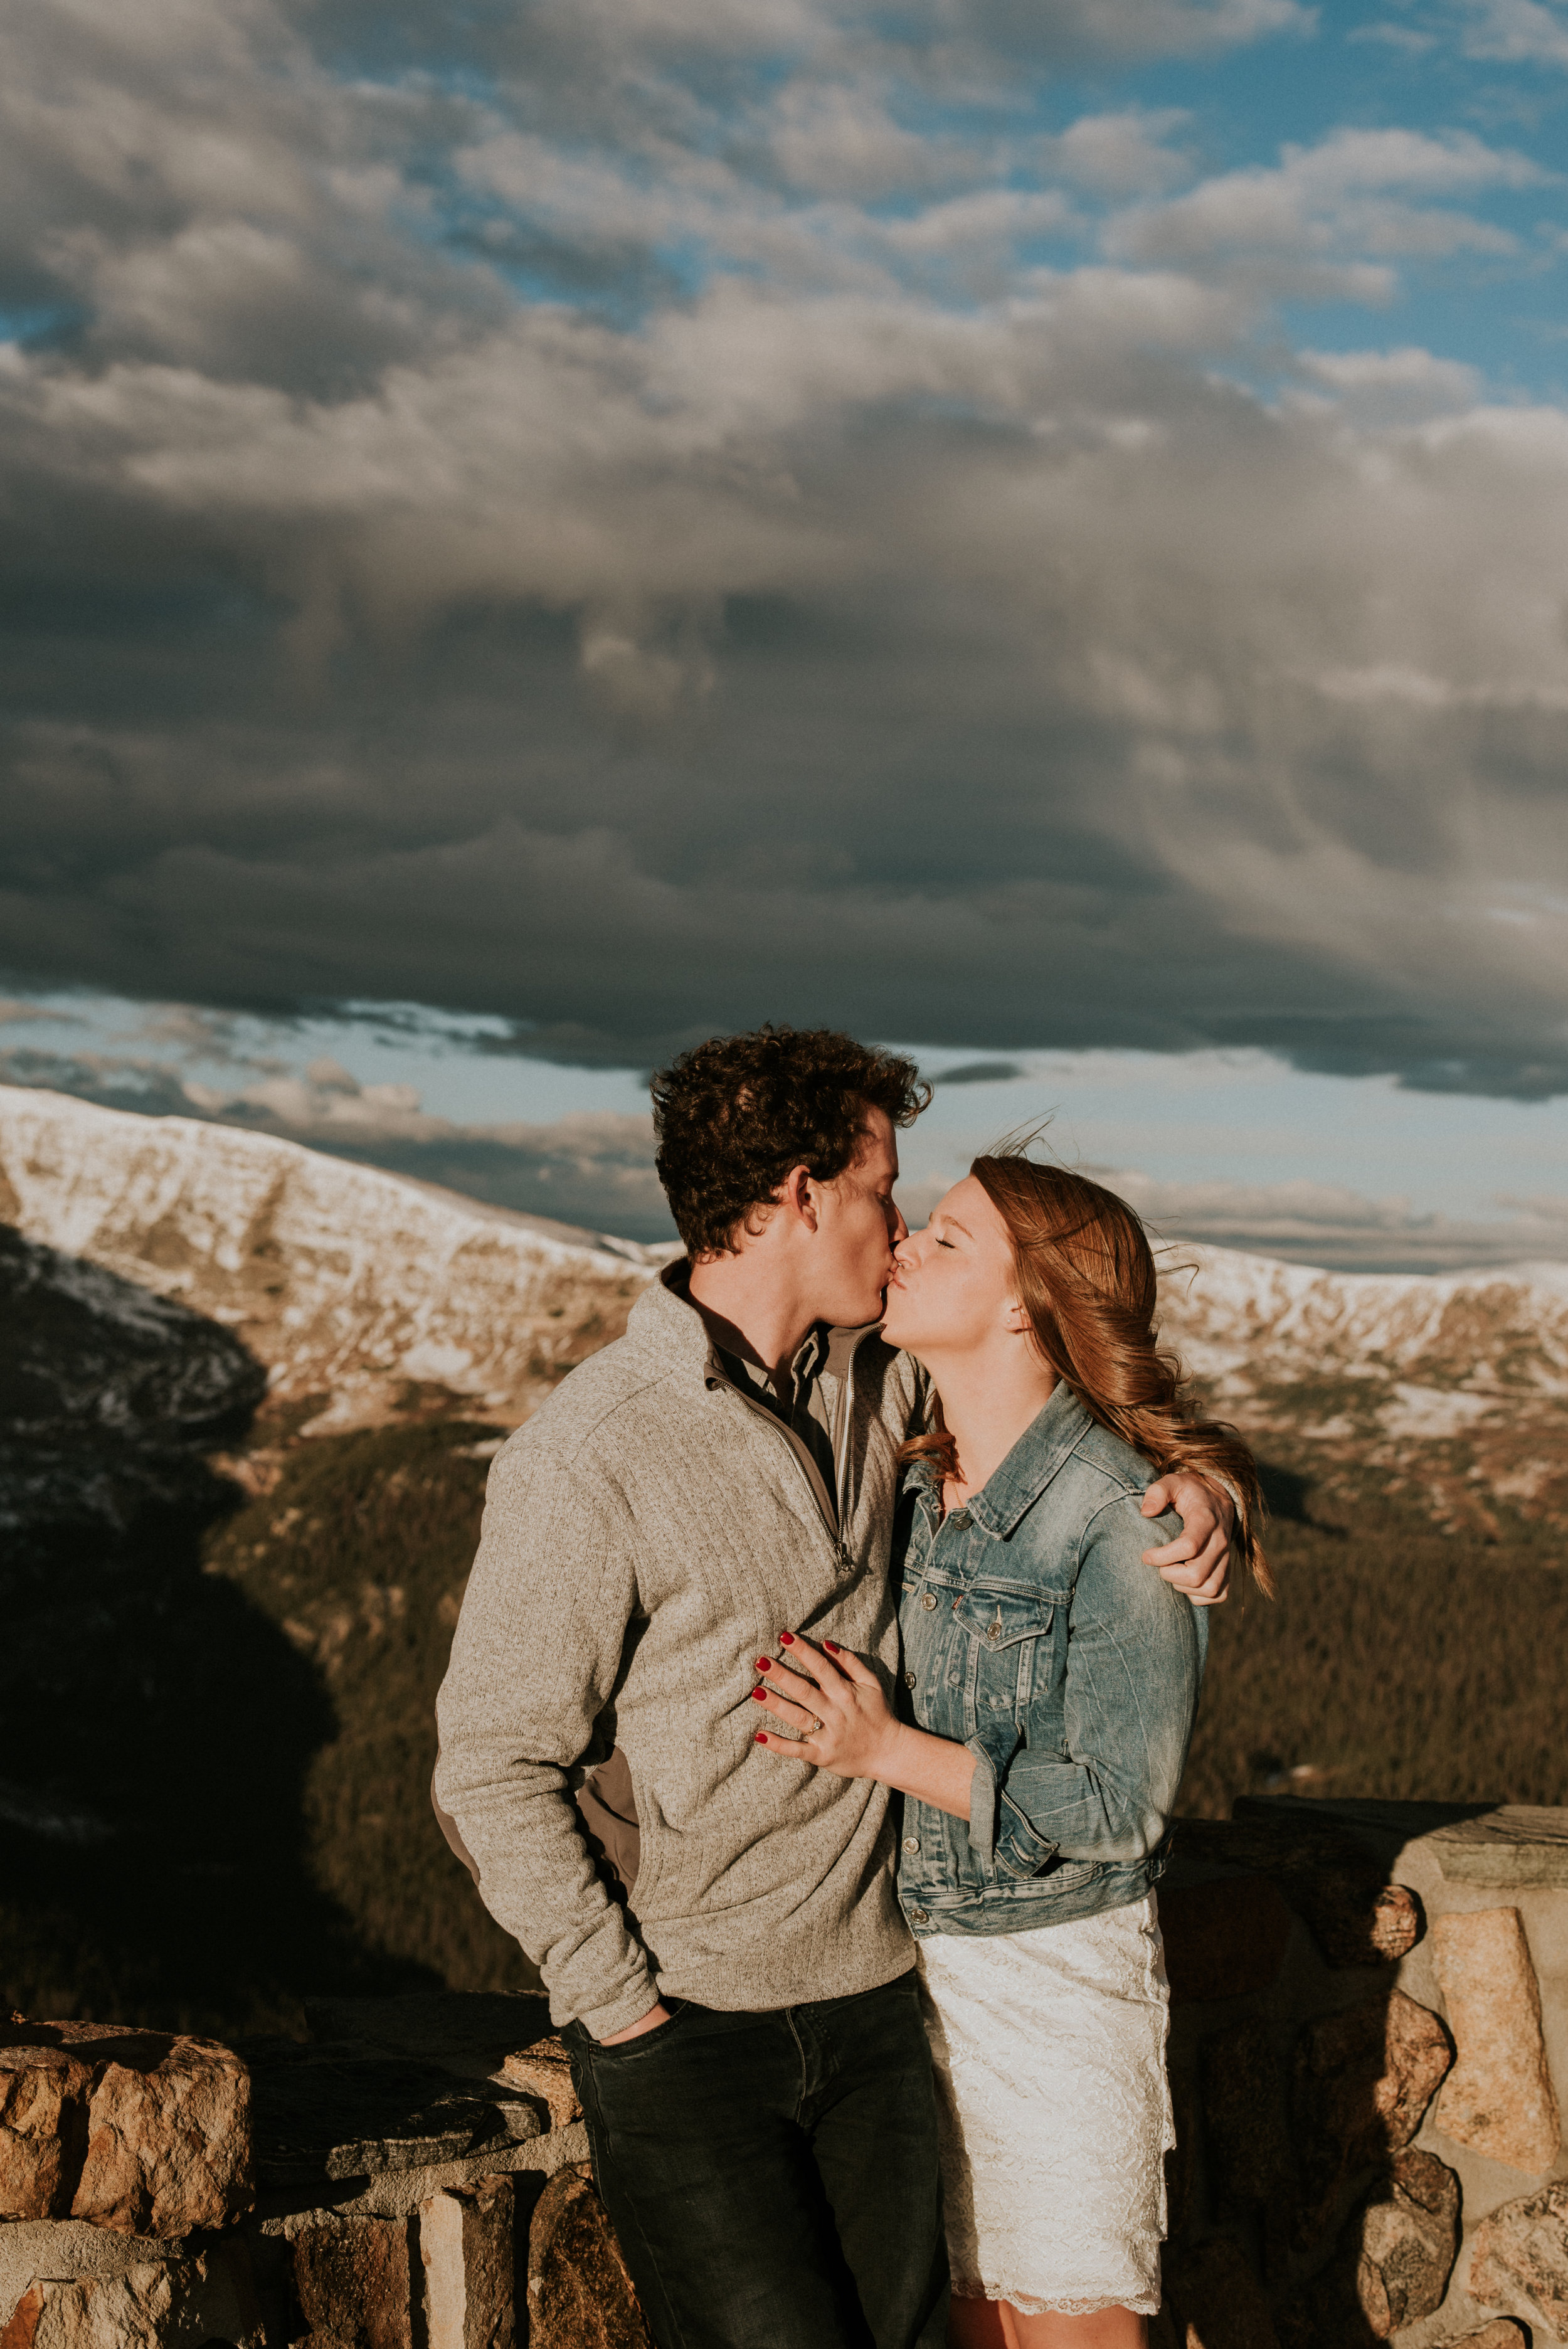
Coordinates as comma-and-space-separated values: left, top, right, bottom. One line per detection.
898, 1556, 1070, 1894
949, 1580, 1061, 1724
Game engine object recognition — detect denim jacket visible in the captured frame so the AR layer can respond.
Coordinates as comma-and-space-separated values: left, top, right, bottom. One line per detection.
894, 1382, 1207, 1939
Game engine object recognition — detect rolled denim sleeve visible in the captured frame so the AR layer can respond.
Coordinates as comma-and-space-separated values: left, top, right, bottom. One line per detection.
992, 1495, 1208, 1866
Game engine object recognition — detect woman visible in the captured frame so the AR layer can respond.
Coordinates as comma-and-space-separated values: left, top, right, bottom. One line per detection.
753, 1152, 1268, 2348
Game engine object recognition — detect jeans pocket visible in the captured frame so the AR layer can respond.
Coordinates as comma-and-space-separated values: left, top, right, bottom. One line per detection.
582, 1998, 692, 2063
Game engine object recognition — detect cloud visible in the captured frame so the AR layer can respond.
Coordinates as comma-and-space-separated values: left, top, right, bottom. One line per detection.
0, 1044, 677, 1239
1096, 1169, 1568, 1274
1457, 0, 1568, 66
0, 0, 1566, 1105
933, 1061, 1027, 1085
1106, 126, 1542, 297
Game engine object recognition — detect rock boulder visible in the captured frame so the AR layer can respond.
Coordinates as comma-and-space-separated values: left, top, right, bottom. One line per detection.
0, 2050, 92, 2220
1468, 2178, 1568, 2337
1310, 2148, 1459, 2341
0, 2023, 253, 2239
527, 2166, 650, 2349
289, 2214, 416, 2349
420, 2174, 519, 2349
1291, 1991, 1451, 2244
1431, 1907, 1560, 2173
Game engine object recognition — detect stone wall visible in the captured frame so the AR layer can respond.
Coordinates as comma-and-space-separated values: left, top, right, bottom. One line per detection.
4, 1800, 1566, 2346
1157, 1797, 1568, 2346
0, 1992, 646, 2348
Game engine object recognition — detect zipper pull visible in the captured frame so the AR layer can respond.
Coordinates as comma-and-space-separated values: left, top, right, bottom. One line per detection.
837, 1537, 854, 1574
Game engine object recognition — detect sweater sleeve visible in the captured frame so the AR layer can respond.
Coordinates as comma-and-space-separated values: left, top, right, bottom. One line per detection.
987, 1493, 1208, 1871
434, 1433, 657, 2040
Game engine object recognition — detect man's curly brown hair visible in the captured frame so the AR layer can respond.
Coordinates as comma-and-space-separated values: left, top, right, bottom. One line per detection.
651, 1026, 931, 1259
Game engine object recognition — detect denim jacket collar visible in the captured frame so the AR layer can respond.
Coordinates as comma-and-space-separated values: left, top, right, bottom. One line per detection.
904, 1380, 1096, 1539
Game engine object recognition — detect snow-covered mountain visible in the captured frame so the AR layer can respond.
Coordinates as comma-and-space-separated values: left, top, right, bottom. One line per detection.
0, 1086, 671, 1432
1158, 1244, 1568, 1530
4, 1082, 1567, 1534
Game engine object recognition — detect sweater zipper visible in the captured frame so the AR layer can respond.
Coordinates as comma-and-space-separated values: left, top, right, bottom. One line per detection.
707, 1328, 871, 1572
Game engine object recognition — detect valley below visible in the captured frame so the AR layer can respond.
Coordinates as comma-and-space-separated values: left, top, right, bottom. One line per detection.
3, 1083, 1567, 2035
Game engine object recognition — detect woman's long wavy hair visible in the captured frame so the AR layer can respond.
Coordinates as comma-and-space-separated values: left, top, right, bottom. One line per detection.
901, 1149, 1273, 1596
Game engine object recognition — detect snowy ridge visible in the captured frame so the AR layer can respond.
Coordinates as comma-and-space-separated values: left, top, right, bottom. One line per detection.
1161, 1243, 1568, 1392
4, 1083, 1567, 1526
0, 1086, 663, 1428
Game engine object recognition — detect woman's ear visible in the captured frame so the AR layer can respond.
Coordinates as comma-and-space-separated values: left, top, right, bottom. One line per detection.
1002, 1296, 1030, 1334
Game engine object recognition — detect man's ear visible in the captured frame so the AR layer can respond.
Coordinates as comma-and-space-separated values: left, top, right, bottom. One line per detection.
779, 1164, 819, 1233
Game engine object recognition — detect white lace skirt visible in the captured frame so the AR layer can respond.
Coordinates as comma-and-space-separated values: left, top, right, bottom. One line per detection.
916, 1894, 1173, 2318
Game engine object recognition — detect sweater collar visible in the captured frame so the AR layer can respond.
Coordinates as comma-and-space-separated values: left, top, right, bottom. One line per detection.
627, 1259, 881, 1389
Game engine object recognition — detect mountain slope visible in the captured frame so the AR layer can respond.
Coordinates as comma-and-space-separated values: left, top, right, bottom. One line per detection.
5, 1082, 1566, 1530
3, 1081, 1567, 2030
0, 1086, 667, 1431
1160, 1246, 1568, 1532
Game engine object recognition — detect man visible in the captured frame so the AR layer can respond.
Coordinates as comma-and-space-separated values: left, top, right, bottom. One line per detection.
435, 1028, 1231, 2349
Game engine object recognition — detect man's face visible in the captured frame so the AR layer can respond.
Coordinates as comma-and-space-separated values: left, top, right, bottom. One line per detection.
803, 1107, 908, 1327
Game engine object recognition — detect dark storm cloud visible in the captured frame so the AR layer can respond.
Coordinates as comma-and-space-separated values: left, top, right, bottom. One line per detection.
2, 0, 1567, 1097
934, 1062, 1027, 1086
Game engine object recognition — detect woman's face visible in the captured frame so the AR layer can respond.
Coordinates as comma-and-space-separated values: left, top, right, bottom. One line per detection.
879, 1174, 1022, 1359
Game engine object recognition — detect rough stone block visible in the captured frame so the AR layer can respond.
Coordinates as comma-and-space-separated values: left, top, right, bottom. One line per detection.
290, 2214, 416, 2349
1447, 2326, 1528, 2348
420, 2173, 517, 2349
1163, 2235, 1279, 2349
1310, 2148, 1459, 2343
1, 2023, 253, 2239
527, 2165, 650, 2349
1160, 1875, 1295, 2003
1292, 1991, 1451, 2245
1431, 1907, 1561, 2173
246, 2040, 522, 2189
68, 2033, 255, 2237
1468, 2178, 1568, 2337
0, 2050, 92, 2220
1431, 1805, 1568, 1887
499, 2038, 580, 2130
0, 2244, 264, 2348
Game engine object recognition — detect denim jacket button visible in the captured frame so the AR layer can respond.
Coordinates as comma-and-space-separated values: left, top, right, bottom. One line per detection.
950, 1509, 972, 1529
910, 1907, 929, 1923
920, 1591, 937, 1610
903, 1836, 921, 1854
903, 1670, 917, 1688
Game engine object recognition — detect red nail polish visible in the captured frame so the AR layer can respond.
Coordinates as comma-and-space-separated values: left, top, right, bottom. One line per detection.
779, 1631, 795, 1645
755, 1657, 772, 1670
751, 1687, 768, 1702
823, 1640, 840, 1654
755, 1731, 768, 1743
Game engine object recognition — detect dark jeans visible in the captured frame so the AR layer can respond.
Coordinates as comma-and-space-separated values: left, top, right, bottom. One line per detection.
566, 1971, 949, 2349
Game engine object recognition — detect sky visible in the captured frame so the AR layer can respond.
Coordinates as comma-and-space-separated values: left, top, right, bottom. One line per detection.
4, 0, 1568, 1268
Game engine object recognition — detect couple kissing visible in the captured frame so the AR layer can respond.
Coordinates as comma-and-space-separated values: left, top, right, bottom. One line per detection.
435, 1026, 1268, 2349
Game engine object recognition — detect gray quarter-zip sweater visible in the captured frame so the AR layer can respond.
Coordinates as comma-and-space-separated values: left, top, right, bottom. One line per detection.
434, 1265, 924, 2039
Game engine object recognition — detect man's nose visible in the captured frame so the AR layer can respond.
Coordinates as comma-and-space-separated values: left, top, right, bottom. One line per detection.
889, 1201, 909, 1245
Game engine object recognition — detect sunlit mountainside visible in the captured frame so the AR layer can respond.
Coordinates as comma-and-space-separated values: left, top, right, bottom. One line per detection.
6, 1083, 1568, 1533
2, 1083, 1565, 2035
